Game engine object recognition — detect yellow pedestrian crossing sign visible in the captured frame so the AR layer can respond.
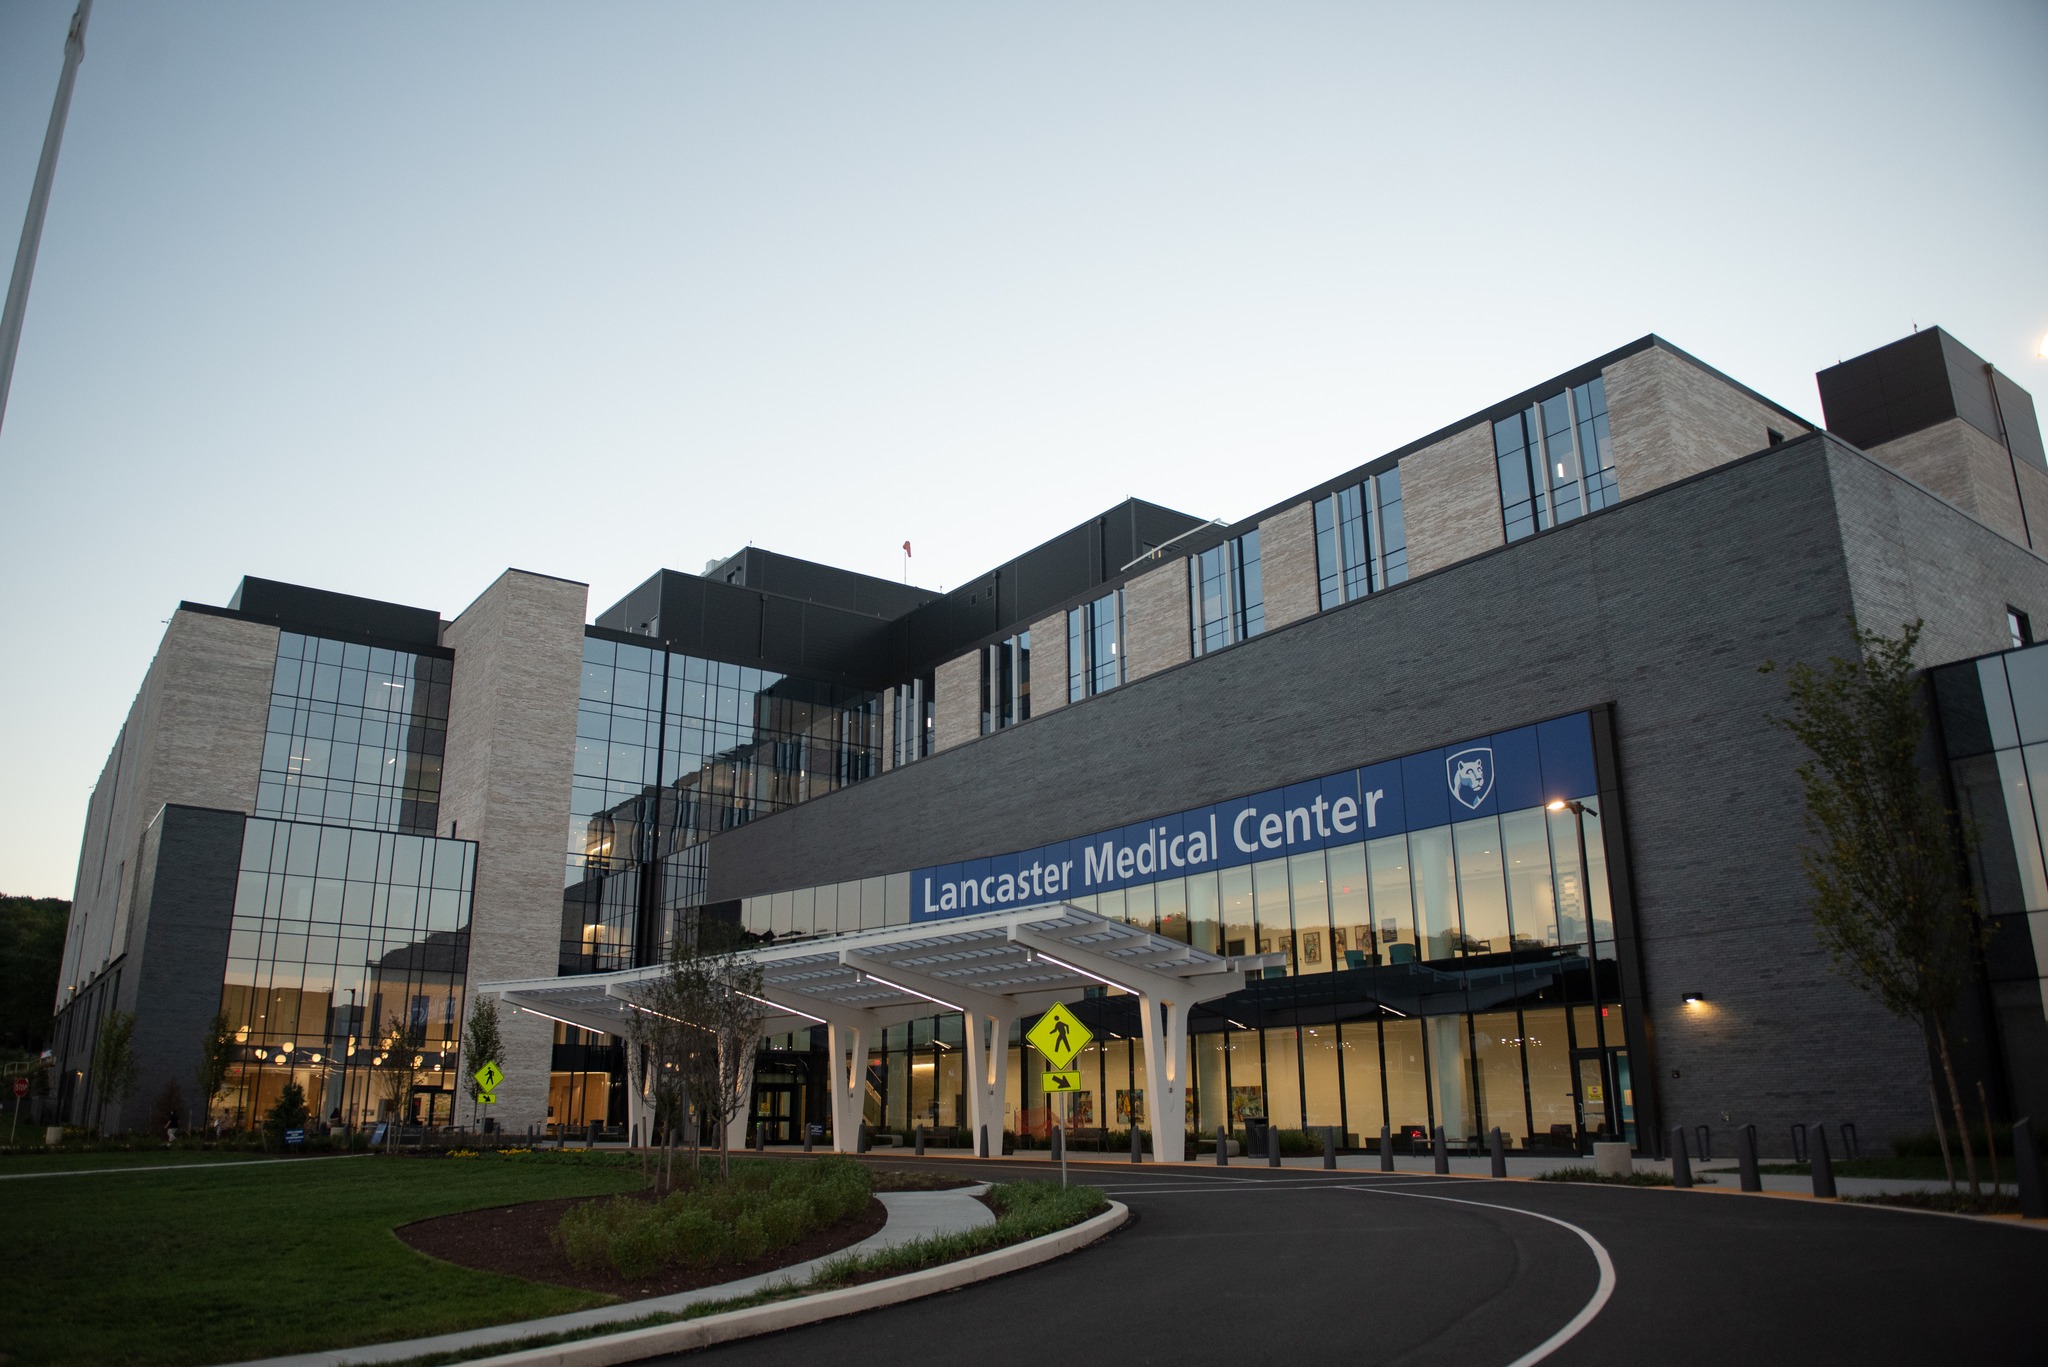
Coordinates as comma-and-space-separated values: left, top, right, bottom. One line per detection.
1041, 1070, 1083, 1094
474, 1060, 503, 1097
1026, 1003, 1092, 1071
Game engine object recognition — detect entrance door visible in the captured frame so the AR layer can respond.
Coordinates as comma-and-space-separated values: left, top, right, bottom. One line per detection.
754, 1082, 797, 1145
1571, 1049, 1617, 1144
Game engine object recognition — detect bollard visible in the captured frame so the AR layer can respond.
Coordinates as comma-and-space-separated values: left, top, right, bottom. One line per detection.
589, 1120, 601, 1148
803, 1122, 813, 1153
1670, 1126, 1692, 1188
1269, 1124, 1282, 1168
857, 1122, 870, 1154
1051, 1125, 1063, 1162
1432, 1125, 1449, 1175
631, 1122, 639, 1149
914, 1125, 925, 1156
1380, 1124, 1394, 1172
1489, 1127, 1506, 1178
1840, 1122, 1858, 1161
2014, 1118, 2046, 1218
1217, 1124, 1229, 1167
1322, 1127, 1336, 1170
1737, 1124, 1761, 1192
1695, 1124, 1712, 1163
980, 1124, 990, 1158
754, 1124, 765, 1154
1810, 1122, 1836, 1198
1790, 1122, 1808, 1164
1130, 1124, 1142, 1164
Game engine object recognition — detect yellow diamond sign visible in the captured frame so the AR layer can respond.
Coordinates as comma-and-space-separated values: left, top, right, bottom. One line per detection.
474, 1060, 504, 1094
1026, 1003, 1092, 1071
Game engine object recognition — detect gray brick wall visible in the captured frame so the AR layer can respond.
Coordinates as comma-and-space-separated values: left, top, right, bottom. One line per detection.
440, 570, 588, 1133
933, 651, 980, 752
1402, 422, 1502, 576
1259, 501, 1318, 628
1864, 417, 2028, 546
116, 804, 246, 1132
1029, 612, 1066, 716
705, 436, 2048, 1152
1604, 344, 1812, 499
1123, 560, 1190, 682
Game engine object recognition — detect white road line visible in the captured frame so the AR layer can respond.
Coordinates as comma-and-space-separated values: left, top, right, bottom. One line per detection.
1341, 1184, 1616, 1367
0, 1154, 365, 1180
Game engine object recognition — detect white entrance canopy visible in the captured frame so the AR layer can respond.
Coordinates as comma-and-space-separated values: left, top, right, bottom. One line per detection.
481, 903, 1279, 1162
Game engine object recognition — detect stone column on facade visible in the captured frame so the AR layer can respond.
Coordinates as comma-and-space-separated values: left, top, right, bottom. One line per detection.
933, 652, 980, 752
1028, 614, 1066, 715
1402, 424, 1505, 576
439, 570, 589, 1136
1256, 503, 1319, 630
1122, 561, 1192, 682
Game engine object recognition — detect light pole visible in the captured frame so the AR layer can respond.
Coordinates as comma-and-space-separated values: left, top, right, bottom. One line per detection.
0, 0, 92, 434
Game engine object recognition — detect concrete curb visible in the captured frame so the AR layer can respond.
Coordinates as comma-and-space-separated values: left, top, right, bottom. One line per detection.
442, 1200, 1129, 1367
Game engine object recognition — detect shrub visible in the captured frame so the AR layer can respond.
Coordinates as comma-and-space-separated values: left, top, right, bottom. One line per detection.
553, 1156, 874, 1278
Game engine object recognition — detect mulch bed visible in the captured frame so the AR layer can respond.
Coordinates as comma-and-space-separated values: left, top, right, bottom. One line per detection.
397, 1189, 888, 1301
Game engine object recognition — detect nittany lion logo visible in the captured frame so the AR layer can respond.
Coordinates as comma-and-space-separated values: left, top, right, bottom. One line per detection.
1447, 747, 1495, 810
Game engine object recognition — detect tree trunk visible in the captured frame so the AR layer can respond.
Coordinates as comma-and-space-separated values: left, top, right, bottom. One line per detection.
1929, 1080, 1956, 1190
1931, 1015, 1980, 1198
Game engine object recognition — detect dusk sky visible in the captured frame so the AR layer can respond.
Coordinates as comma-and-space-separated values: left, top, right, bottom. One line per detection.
2, 0, 2043, 897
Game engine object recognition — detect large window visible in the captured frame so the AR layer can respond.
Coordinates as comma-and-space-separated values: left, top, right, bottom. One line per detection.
256, 632, 450, 836
1494, 376, 1616, 543
1190, 530, 1264, 656
1314, 470, 1407, 610
1068, 591, 1124, 701
893, 676, 934, 766
214, 817, 475, 1131
981, 632, 1031, 735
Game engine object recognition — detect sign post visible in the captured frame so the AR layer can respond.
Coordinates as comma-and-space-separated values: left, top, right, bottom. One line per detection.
11, 1075, 26, 1144
1026, 1004, 1094, 1188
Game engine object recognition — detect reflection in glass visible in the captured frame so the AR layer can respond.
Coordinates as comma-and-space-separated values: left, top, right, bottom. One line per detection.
1453, 818, 1510, 954
1327, 844, 1371, 968
1410, 827, 1460, 962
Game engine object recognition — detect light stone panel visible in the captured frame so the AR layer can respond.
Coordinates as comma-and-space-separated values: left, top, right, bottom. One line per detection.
1604, 345, 1812, 498
440, 570, 589, 1135
933, 652, 980, 752
1123, 560, 1191, 682
1864, 417, 2031, 547
1028, 613, 1067, 715
1258, 502, 1318, 629
1401, 423, 1502, 576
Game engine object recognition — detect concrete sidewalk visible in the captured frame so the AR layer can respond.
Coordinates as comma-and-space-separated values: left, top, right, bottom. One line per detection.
218, 1185, 994, 1367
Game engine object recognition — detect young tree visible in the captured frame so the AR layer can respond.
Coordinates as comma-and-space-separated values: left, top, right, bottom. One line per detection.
195, 1012, 235, 1132
91, 1010, 138, 1136
627, 920, 768, 1181
265, 1080, 310, 1146
373, 1012, 427, 1148
461, 995, 503, 1128
1767, 620, 1990, 1194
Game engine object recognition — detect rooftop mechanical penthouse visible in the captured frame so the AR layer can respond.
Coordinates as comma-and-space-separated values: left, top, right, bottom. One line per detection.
48, 327, 2048, 1162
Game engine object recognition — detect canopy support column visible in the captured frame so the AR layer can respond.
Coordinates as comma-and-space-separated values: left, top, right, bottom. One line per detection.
1136, 993, 1191, 1163
827, 1020, 867, 1153
963, 1010, 1012, 1154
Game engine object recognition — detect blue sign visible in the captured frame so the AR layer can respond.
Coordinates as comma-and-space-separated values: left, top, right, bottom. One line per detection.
284, 1128, 305, 1146
910, 712, 1597, 922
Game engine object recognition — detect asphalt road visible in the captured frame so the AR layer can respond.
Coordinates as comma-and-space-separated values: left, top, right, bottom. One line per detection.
643, 1157, 2048, 1367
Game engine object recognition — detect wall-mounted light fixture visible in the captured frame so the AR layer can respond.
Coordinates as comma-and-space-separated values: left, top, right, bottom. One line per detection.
1682, 992, 1707, 1007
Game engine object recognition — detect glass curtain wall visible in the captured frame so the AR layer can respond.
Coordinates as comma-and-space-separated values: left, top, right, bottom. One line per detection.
215, 817, 475, 1132
1067, 592, 1125, 700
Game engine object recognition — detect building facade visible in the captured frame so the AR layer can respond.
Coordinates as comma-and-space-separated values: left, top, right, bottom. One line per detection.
49, 328, 2048, 1155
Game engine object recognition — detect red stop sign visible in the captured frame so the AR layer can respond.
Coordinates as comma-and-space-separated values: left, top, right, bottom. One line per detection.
12, 1078, 26, 1098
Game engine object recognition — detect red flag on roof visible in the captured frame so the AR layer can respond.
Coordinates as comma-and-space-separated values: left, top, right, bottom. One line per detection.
902, 541, 912, 557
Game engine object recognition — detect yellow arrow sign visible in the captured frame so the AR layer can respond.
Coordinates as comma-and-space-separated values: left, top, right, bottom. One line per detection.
1026, 1003, 1093, 1071
1041, 1071, 1082, 1094
475, 1092, 496, 1105
474, 1060, 504, 1093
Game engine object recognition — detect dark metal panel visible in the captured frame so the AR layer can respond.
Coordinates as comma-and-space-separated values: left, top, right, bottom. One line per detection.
226, 576, 443, 648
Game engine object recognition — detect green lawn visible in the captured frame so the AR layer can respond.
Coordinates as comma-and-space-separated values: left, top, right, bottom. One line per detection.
0, 1152, 642, 1367
0, 1148, 314, 1175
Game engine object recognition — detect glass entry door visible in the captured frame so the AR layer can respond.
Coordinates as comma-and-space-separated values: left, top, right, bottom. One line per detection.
1571, 1049, 1617, 1144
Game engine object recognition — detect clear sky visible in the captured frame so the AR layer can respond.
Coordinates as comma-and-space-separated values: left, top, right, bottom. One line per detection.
1, 1, 2044, 898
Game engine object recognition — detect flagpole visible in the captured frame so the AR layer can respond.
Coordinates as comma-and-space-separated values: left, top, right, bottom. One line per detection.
0, 0, 93, 436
